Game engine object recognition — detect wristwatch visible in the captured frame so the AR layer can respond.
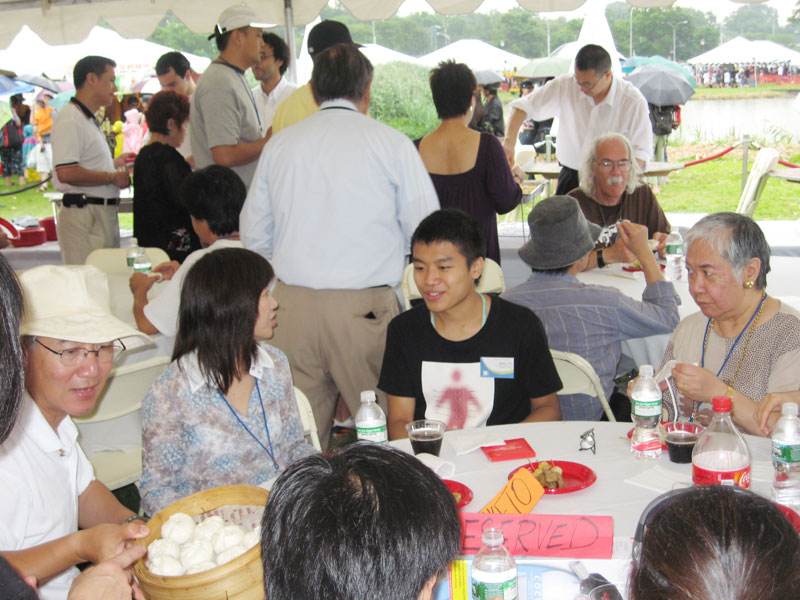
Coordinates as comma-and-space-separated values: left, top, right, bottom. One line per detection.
596, 249, 606, 269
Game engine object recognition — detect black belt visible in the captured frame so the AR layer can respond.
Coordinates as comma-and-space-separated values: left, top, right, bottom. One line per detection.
62, 194, 119, 208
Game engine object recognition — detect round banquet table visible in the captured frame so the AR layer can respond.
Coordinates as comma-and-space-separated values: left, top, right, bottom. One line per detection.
392, 421, 775, 597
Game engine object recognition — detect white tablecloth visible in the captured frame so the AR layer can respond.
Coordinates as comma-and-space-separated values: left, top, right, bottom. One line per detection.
393, 421, 774, 598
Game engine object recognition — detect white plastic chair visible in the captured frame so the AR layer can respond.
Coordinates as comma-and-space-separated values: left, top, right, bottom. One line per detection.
85, 247, 170, 276
736, 147, 779, 217
293, 386, 322, 451
400, 258, 507, 311
73, 356, 170, 490
550, 350, 616, 422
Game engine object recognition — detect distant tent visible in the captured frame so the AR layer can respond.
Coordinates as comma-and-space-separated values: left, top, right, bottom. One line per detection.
687, 36, 800, 66
418, 39, 528, 73
360, 44, 418, 66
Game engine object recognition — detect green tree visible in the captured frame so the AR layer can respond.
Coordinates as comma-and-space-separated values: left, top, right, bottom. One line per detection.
147, 12, 216, 58
724, 4, 779, 38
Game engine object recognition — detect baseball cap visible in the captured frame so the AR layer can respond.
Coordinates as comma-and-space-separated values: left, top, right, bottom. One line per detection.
308, 20, 361, 56
210, 4, 272, 39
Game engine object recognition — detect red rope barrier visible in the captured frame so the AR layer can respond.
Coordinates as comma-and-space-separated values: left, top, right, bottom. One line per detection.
683, 146, 736, 167
778, 159, 800, 168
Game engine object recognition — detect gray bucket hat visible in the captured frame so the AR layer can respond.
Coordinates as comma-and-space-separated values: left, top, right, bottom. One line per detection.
518, 196, 602, 270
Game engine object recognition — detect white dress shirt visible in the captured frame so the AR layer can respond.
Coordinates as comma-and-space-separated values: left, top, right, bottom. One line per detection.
509, 73, 653, 169
241, 98, 439, 289
252, 77, 297, 132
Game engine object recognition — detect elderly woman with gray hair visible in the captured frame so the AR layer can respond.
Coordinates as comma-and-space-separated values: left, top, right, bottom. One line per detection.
658, 212, 800, 435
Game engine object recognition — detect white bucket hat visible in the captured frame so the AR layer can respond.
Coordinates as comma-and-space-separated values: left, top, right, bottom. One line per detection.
19, 265, 151, 350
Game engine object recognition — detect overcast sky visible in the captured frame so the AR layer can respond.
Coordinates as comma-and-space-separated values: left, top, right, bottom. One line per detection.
396, 0, 797, 25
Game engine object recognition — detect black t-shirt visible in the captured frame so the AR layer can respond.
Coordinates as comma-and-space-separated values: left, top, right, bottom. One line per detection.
379, 296, 561, 428
0, 557, 37, 600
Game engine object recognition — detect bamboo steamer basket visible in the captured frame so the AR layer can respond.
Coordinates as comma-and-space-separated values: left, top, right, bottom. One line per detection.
134, 485, 269, 600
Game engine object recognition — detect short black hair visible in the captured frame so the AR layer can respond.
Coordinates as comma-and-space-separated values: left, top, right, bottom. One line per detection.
73, 55, 116, 90
179, 165, 245, 236
125, 96, 139, 108
261, 443, 461, 600
429, 60, 476, 120
574, 44, 611, 74
0, 255, 24, 445
173, 248, 274, 393
216, 30, 234, 52
155, 51, 191, 78
411, 208, 486, 267
262, 32, 290, 76
311, 43, 373, 105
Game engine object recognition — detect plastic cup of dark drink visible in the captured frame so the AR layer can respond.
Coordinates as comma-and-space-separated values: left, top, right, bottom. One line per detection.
663, 421, 703, 464
405, 420, 446, 457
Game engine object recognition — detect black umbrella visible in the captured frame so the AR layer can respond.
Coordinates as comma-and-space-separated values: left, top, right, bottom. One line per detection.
626, 65, 695, 106
16, 73, 60, 93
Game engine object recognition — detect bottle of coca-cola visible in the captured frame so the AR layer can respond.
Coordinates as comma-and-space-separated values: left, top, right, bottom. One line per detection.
692, 396, 751, 488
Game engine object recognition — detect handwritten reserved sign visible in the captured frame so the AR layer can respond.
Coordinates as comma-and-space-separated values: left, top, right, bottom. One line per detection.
459, 513, 614, 559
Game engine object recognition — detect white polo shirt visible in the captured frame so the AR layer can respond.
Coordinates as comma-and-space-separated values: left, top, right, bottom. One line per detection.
251, 77, 297, 132
0, 393, 95, 600
52, 100, 118, 198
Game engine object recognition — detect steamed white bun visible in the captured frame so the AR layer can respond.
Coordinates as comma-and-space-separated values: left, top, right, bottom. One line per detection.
162, 513, 195, 545
215, 545, 248, 566
211, 525, 245, 555
147, 538, 180, 560
192, 515, 225, 541
184, 560, 218, 575
179, 539, 214, 570
147, 554, 185, 577
242, 528, 260, 549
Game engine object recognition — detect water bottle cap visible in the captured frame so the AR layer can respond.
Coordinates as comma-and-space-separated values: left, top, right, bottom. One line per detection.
782, 403, 799, 417
712, 396, 732, 412
639, 365, 653, 378
481, 528, 504, 546
360, 390, 376, 403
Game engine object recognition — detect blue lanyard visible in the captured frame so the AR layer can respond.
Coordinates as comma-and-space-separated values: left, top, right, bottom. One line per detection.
217, 380, 279, 470
700, 292, 767, 377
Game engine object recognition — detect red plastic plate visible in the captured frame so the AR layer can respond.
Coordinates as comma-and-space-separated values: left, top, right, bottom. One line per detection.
0, 217, 19, 240
776, 503, 800, 533
508, 460, 597, 495
443, 479, 473, 509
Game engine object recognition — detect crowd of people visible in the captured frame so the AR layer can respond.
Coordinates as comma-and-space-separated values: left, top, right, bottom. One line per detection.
1, 3, 800, 598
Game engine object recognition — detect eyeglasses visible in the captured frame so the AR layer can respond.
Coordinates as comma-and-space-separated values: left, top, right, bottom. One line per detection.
36, 339, 126, 366
595, 159, 632, 172
574, 72, 606, 91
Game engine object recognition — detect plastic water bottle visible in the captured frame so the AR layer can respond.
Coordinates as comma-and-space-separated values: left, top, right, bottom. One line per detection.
772, 403, 800, 505
126, 237, 139, 268
471, 528, 517, 600
664, 230, 683, 281
132, 247, 152, 273
692, 396, 751, 488
355, 390, 387, 443
630, 365, 662, 460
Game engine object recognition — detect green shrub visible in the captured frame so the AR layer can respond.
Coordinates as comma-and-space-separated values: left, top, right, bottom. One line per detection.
370, 62, 439, 140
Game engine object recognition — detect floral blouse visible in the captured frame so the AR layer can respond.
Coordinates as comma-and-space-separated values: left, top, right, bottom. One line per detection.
140, 343, 315, 515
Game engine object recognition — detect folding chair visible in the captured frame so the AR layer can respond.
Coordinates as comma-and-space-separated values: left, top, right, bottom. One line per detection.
550, 349, 615, 422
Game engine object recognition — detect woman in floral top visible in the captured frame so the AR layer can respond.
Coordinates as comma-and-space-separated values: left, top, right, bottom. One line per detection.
140, 248, 315, 515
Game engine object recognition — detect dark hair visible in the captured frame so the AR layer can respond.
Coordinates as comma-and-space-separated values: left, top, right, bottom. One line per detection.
155, 51, 191, 78
629, 486, 800, 600
125, 96, 139, 109
73, 55, 116, 89
262, 32, 290, 76
531, 265, 571, 275
145, 90, 190, 135
172, 248, 274, 392
0, 255, 24, 445
411, 208, 486, 267
179, 165, 245, 236
261, 443, 461, 600
574, 44, 611, 74
429, 60, 476, 120
311, 43, 373, 105
216, 30, 234, 52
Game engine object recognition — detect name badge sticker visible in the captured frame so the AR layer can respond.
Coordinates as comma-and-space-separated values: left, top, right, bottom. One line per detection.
480, 357, 514, 379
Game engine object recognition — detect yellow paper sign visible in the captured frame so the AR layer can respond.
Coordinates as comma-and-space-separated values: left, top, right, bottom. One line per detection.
480, 466, 544, 514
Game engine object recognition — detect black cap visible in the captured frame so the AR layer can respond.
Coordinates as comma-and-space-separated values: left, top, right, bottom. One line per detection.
520, 79, 534, 89
308, 20, 360, 56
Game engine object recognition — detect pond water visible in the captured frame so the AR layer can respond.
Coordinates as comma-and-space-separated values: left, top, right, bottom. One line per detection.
675, 95, 800, 144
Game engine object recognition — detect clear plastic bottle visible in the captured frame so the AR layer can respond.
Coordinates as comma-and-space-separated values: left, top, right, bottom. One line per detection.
471, 528, 517, 600
692, 396, 751, 488
772, 403, 800, 505
126, 237, 139, 268
664, 230, 683, 281
132, 247, 152, 273
355, 390, 387, 443
630, 365, 662, 460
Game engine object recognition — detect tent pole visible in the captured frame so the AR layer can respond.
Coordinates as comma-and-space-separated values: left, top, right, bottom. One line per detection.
284, 0, 297, 84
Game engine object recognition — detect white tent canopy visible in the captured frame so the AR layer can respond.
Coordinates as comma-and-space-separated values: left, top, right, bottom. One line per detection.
687, 36, 800, 66
418, 39, 528, 73
0, 0, 771, 48
360, 43, 419, 66
0, 25, 211, 86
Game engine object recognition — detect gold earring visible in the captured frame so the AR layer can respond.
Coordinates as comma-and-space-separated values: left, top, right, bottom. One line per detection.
745, 280, 754, 289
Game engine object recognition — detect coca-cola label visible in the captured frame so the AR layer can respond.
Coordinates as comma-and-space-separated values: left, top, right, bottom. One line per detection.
692, 464, 750, 488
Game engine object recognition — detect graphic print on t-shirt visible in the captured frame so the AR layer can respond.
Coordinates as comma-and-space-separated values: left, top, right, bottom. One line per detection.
421, 361, 494, 429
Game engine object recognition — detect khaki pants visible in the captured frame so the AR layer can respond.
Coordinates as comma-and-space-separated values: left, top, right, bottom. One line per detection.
269, 282, 400, 449
56, 204, 120, 265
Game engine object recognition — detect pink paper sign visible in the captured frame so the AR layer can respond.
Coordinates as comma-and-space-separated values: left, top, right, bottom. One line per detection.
459, 513, 613, 559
